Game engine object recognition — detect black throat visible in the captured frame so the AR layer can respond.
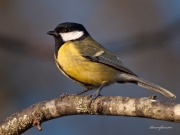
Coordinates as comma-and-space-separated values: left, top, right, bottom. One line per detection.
54, 36, 64, 58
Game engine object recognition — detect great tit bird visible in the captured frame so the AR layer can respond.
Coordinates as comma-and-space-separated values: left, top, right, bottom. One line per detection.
47, 22, 176, 102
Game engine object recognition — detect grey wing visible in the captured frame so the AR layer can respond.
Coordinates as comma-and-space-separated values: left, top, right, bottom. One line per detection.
83, 50, 138, 76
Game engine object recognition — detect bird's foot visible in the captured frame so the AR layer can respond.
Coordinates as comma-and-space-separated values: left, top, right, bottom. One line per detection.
60, 93, 70, 100
88, 90, 102, 107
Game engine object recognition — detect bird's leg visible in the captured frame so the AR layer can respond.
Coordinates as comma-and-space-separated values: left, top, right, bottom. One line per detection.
76, 88, 92, 95
89, 82, 107, 104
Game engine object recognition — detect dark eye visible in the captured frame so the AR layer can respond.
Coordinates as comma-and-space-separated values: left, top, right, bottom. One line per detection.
64, 28, 69, 32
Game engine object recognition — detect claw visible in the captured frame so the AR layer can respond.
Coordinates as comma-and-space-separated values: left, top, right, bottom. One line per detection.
60, 93, 70, 100
88, 82, 107, 107
89, 90, 101, 103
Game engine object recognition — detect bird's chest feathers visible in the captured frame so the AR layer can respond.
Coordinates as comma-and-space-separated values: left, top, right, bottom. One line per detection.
57, 42, 90, 82
56, 42, 116, 86
58, 42, 86, 70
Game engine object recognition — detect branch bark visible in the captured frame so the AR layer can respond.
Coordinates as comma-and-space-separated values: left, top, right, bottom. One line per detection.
0, 95, 180, 135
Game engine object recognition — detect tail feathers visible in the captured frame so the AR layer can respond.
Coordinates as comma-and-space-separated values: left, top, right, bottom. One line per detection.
119, 74, 176, 100
137, 77, 176, 100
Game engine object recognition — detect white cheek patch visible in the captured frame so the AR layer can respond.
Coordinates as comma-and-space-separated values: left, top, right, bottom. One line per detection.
59, 31, 84, 42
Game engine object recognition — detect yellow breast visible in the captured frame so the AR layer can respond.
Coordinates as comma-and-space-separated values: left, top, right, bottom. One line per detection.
56, 42, 118, 87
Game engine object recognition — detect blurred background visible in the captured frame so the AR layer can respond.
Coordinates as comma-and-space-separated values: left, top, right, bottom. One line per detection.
0, 0, 180, 134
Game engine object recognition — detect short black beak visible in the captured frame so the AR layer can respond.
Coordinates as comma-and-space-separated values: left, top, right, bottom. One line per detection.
47, 31, 58, 36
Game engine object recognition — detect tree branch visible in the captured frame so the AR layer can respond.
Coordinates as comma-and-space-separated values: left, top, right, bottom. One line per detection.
0, 95, 180, 135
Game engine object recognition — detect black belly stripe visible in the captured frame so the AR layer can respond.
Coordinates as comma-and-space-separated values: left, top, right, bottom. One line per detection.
55, 60, 93, 89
